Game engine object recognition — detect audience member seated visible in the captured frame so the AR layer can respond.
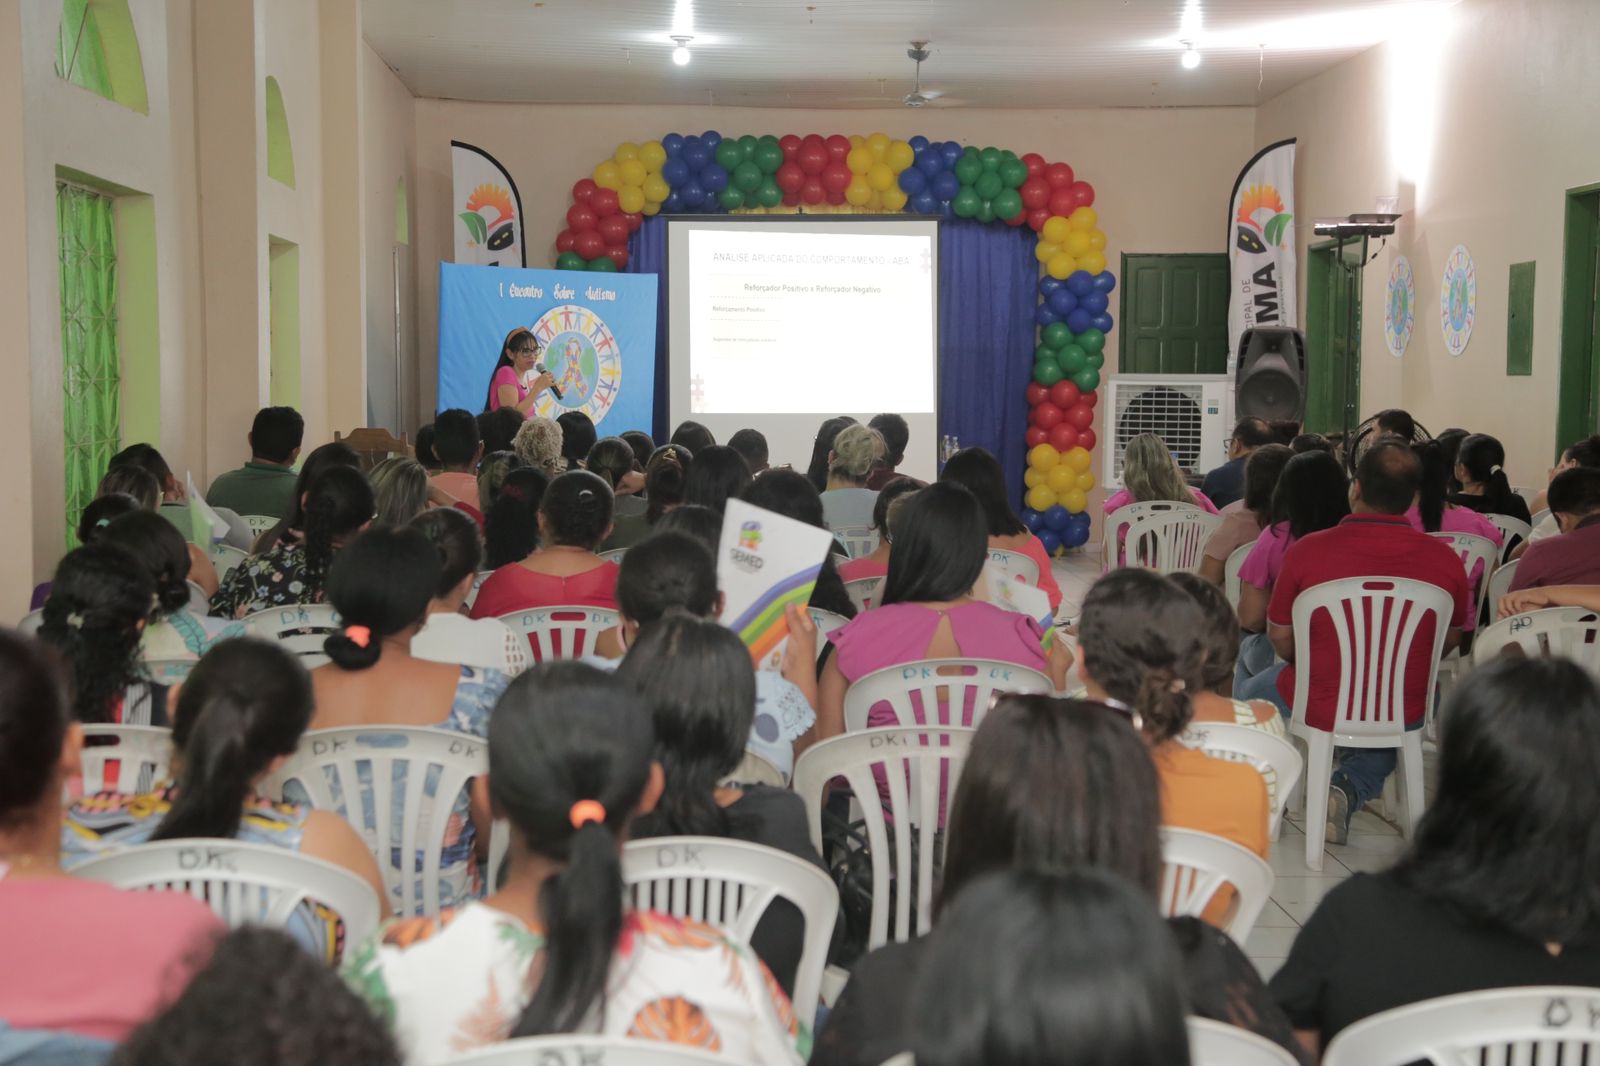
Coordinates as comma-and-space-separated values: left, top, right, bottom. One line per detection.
1077, 569, 1269, 888
652, 502, 724, 548
1499, 582, 1600, 619
482, 467, 549, 570
1271, 657, 1600, 1056
409, 508, 529, 676
103, 511, 246, 665
1201, 416, 1276, 510
428, 409, 484, 511
484, 327, 556, 415
819, 424, 883, 532
605, 444, 689, 552
804, 415, 859, 492
211, 465, 374, 619
813, 694, 1303, 1066
820, 482, 1068, 744
368, 456, 431, 528
729, 427, 770, 474
742, 468, 859, 620
341, 662, 804, 1064
413, 424, 439, 473
1433, 426, 1468, 487
40, 544, 166, 725
619, 613, 827, 995
683, 444, 755, 514
477, 406, 525, 456
865, 413, 920, 490
1449, 432, 1532, 523
1373, 407, 1419, 442
940, 447, 1063, 612
1199, 443, 1290, 587
0, 631, 220, 1051
108, 442, 192, 532
474, 449, 526, 515
205, 405, 304, 521
1269, 419, 1301, 446
1291, 432, 1333, 454
621, 429, 655, 472
1260, 442, 1469, 843
1106, 432, 1219, 515
586, 436, 645, 516
1524, 434, 1600, 546
30, 492, 143, 609
114, 926, 402, 1066
1407, 440, 1501, 628
311, 528, 511, 913
62, 638, 390, 947
669, 419, 717, 456
1509, 468, 1600, 590
250, 440, 361, 553
556, 411, 598, 472
1169, 573, 1286, 737
837, 477, 920, 584
98, 462, 224, 593
511, 415, 564, 478
471, 470, 620, 620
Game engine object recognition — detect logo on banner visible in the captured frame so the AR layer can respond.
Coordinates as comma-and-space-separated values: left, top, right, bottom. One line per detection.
1226, 140, 1297, 371
1235, 184, 1293, 329
529, 304, 623, 422
1439, 245, 1477, 357
732, 521, 765, 573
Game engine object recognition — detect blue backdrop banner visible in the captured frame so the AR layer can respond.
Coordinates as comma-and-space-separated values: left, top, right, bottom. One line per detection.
437, 262, 659, 433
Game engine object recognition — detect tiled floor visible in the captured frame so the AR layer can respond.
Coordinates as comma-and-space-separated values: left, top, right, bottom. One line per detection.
1049, 549, 1415, 983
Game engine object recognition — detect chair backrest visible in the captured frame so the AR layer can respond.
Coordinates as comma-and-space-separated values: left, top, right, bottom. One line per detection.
1474, 606, 1600, 677
185, 581, 210, 614
1321, 986, 1600, 1066
1531, 506, 1552, 529
1224, 540, 1256, 610
1428, 531, 1498, 620
497, 605, 621, 662
1485, 557, 1520, 625
1481, 513, 1533, 563
598, 547, 630, 565
792, 726, 974, 950
834, 525, 881, 559
79, 724, 173, 795
720, 750, 787, 789
1183, 722, 1303, 838
461, 570, 494, 611
334, 427, 411, 469
71, 838, 380, 960
141, 658, 197, 685
1288, 577, 1455, 738
1158, 828, 1274, 941
444, 1037, 729, 1065
841, 658, 1052, 734
987, 547, 1041, 587
17, 608, 42, 634
845, 575, 885, 613
263, 726, 488, 917
208, 544, 248, 583
1187, 1017, 1300, 1066
621, 836, 839, 1023
239, 514, 278, 536
1104, 501, 1202, 568
808, 607, 851, 657
241, 603, 343, 669
1125, 510, 1225, 574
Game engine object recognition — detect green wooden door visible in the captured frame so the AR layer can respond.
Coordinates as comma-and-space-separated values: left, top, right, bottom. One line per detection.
1557, 185, 1600, 458
1305, 240, 1363, 436
1119, 253, 1230, 375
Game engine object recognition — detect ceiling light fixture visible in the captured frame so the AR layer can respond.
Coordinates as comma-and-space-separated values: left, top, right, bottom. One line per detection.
671, 35, 693, 66
1180, 41, 1201, 69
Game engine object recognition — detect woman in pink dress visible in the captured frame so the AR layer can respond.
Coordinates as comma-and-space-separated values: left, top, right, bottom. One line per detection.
939, 448, 1063, 613
484, 327, 557, 415
471, 470, 621, 621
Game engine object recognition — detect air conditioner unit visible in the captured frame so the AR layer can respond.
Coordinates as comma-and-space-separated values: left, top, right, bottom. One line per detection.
1102, 374, 1234, 490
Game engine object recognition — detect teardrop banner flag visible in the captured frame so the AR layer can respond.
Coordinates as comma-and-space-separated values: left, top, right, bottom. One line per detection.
452, 141, 526, 268
1227, 138, 1298, 373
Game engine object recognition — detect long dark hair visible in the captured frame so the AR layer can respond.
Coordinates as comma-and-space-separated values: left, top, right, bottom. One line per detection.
97, 465, 161, 511
644, 445, 691, 523
740, 469, 856, 618
261, 441, 361, 551
300, 465, 374, 592
618, 614, 753, 838
805, 415, 858, 492
1390, 657, 1600, 945
0, 631, 73, 827
1168, 573, 1243, 692
940, 448, 1026, 537
585, 437, 636, 492
491, 663, 654, 1037
322, 529, 440, 670
1456, 433, 1521, 515
941, 695, 1163, 913
1078, 569, 1206, 743
911, 869, 1190, 1066
39, 544, 155, 724
1270, 449, 1350, 541
1241, 444, 1294, 526
151, 639, 313, 841
557, 412, 598, 470
668, 420, 716, 456
78, 493, 143, 544
1413, 439, 1451, 532
540, 470, 614, 550
682, 445, 752, 515
484, 327, 540, 412
104, 511, 193, 617
882, 481, 987, 606
484, 467, 549, 568
615, 532, 718, 624
410, 507, 483, 599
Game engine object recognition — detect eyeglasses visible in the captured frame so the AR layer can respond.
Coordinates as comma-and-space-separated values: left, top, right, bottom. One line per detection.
513, 347, 537, 356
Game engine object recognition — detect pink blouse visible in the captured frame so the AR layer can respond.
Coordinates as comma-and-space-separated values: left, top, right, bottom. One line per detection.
1405, 504, 1502, 631
1236, 521, 1296, 591
487, 366, 527, 412
469, 561, 621, 620
1103, 486, 1219, 516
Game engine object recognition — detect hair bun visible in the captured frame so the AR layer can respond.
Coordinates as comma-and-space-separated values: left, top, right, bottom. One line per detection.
322, 631, 383, 671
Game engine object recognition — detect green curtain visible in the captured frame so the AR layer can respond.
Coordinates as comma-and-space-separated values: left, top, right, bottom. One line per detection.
58, 181, 120, 545
56, 0, 112, 99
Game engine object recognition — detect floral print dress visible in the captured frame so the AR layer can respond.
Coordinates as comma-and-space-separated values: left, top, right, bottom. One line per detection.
208, 542, 324, 620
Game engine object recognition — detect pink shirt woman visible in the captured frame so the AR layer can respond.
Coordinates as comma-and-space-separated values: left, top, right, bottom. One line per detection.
1103, 486, 1219, 516
485, 328, 556, 415
1405, 504, 1502, 631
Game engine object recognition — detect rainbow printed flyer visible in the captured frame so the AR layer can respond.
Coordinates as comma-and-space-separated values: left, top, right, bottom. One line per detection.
718, 499, 834, 668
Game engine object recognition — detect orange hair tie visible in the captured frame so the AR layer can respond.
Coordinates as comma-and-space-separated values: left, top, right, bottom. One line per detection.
569, 799, 606, 829
344, 625, 371, 648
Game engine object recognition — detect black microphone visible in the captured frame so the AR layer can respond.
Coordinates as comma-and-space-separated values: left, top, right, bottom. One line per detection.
534, 361, 563, 400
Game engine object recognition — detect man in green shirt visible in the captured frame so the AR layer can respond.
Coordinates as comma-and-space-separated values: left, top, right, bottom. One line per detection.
205, 406, 304, 520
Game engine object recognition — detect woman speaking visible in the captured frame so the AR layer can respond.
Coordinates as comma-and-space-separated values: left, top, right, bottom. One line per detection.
484, 327, 557, 414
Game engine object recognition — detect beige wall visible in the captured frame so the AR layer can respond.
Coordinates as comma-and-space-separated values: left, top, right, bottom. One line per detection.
1255, 0, 1600, 486
361, 42, 418, 431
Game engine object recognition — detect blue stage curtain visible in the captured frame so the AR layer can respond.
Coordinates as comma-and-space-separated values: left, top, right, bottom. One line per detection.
938, 220, 1038, 509
625, 217, 671, 441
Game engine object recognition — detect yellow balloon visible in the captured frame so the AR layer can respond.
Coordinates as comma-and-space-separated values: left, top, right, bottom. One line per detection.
846, 146, 875, 175
1066, 446, 1092, 473
1034, 241, 1059, 264
1042, 216, 1071, 244
845, 177, 872, 206
1064, 230, 1092, 257
1079, 251, 1107, 275
1028, 443, 1060, 470
1088, 229, 1108, 251
593, 161, 622, 190
1047, 465, 1076, 494
642, 175, 671, 203
882, 187, 909, 211
1027, 485, 1058, 512
641, 200, 662, 216
618, 186, 646, 214
613, 142, 640, 164
1069, 206, 1099, 232
1062, 488, 1089, 513
639, 141, 667, 172
1076, 471, 1097, 492
619, 159, 647, 187
1024, 468, 1044, 489
867, 163, 895, 191
886, 140, 915, 171
1047, 253, 1078, 280
849, 134, 867, 149
867, 131, 891, 157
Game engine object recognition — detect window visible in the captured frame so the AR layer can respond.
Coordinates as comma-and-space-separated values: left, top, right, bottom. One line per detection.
57, 181, 121, 542
56, 0, 147, 113
265, 77, 296, 188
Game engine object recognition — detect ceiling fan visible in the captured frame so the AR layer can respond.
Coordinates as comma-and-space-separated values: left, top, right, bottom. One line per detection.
902, 41, 945, 107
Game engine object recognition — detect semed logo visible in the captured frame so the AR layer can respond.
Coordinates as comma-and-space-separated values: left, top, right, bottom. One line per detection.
732, 521, 764, 573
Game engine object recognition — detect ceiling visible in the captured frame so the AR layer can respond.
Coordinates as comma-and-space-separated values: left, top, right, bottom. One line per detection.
361, 0, 1452, 110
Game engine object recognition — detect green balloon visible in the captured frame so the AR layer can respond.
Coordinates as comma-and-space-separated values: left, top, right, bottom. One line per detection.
1000, 158, 1029, 189
753, 141, 784, 174
555, 251, 586, 271
1000, 149, 1019, 164
979, 146, 1002, 169
962, 145, 980, 159
719, 187, 746, 211
755, 180, 783, 208
733, 161, 763, 193
758, 133, 780, 148
976, 199, 996, 224
737, 134, 759, 157
588, 255, 619, 273
952, 187, 981, 218
974, 171, 1003, 200
1077, 327, 1106, 353
953, 156, 983, 185
1034, 343, 1056, 363
1042, 322, 1070, 350
1073, 367, 1101, 392
993, 188, 1023, 220
714, 141, 744, 171
1059, 344, 1087, 374
1033, 357, 1065, 386
1086, 351, 1106, 370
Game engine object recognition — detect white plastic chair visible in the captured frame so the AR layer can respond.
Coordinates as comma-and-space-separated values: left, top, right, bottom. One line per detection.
72, 838, 380, 961
1484, 557, 1520, 627
1531, 507, 1552, 529
1104, 501, 1202, 568
185, 581, 211, 614
622, 837, 839, 1023
1184, 722, 1303, 839
841, 658, 1052, 733
17, 609, 43, 634
1188, 1017, 1300, 1066
462, 570, 493, 610
720, 750, 787, 788
1158, 828, 1274, 941
263, 726, 488, 917
445, 1038, 728, 1065
598, 547, 630, 565
1474, 606, 1600, 678
1321, 986, 1600, 1066
834, 525, 880, 559
987, 547, 1041, 587
141, 658, 196, 685
1224, 540, 1256, 610
1288, 577, 1454, 870
207, 544, 248, 583
1125, 509, 1224, 574
1482, 513, 1532, 564
498, 605, 621, 661
239, 514, 278, 536
1428, 531, 1498, 623
79, 724, 173, 795
241, 603, 342, 669
845, 575, 885, 613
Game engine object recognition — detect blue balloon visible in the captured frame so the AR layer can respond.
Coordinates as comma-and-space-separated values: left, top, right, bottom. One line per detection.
1034, 305, 1059, 327
1066, 270, 1096, 297
679, 180, 707, 207
701, 130, 722, 149
1037, 528, 1063, 554
682, 142, 711, 171
909, 135, 930, 154
1044, 505, 1072, 532
1022, 508, 1047, 534
910, 191, 939, 215
1039, 275, 1064, 296
700, 163, 729, 193
662, 133, 686, 156
1066, 308, 1094, 333
662, 191, 684, 213
1093, 271, 1117, 294
1062, 523, 1089, 549
1079, 291, 1108, 315
931, 171, 961, 202
1071, 511, 1092, 529
916, 151, 945, 178
1048, 288, 1079, 316
898, 167, 928, 195
939, 199, 956, 220
1092, 312, 1115, 333
660, 157, 690, 187
940, 141, 963, 166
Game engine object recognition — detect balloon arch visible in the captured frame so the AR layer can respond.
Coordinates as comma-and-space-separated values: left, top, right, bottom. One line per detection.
555, 131, 1111, 554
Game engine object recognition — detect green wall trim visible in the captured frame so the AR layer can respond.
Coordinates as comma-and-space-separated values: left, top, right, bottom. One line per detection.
265, 77, 297, 189
1506, 261, 1536, 377
1556, 186, 1600, 459
116, 195, 161, 446
395, 178, 410, 245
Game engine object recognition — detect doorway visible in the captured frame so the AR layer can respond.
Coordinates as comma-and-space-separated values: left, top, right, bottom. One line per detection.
1305, 239, 1364, 436
1557, 183, 1600, 458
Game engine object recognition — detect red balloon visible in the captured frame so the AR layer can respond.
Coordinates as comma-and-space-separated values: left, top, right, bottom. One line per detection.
1048, 189, 1076, 218
1020, 178, 1050, 210
1068, 403, 1095, 429
800, 177, 826, 204
604, 246, 629, 270
1048, 423, 1080, 451
825, 134, 851, 161
826, 188, 846, 206
596, 215, 629, 245
1025, 427, 1049, 448
555, 229, 576, 253
1078, 428, 1097, 451
775, 162, 805, 193
573, 230, 606, 259
620, 211, 644, 232
1049, 381, 1081, 409
1070, 180, 1096, 208
797, 144, 828, 176
1026, 382, 1049, 406
1004, 210, 1027, 227
1045, 162, 1075, 188
567, 204, 598, 232
801, 133, 826, 153
571, 178, 598, 203
590, 188, 620, 218
821, 163, 852, 194
1030, 401, 1065, 430
1027, 208, 1052, 232
782, 190, 802, 207
1080, 389, 1099, 408
1021, 152, 1046, 178
779, 134, 802, 160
